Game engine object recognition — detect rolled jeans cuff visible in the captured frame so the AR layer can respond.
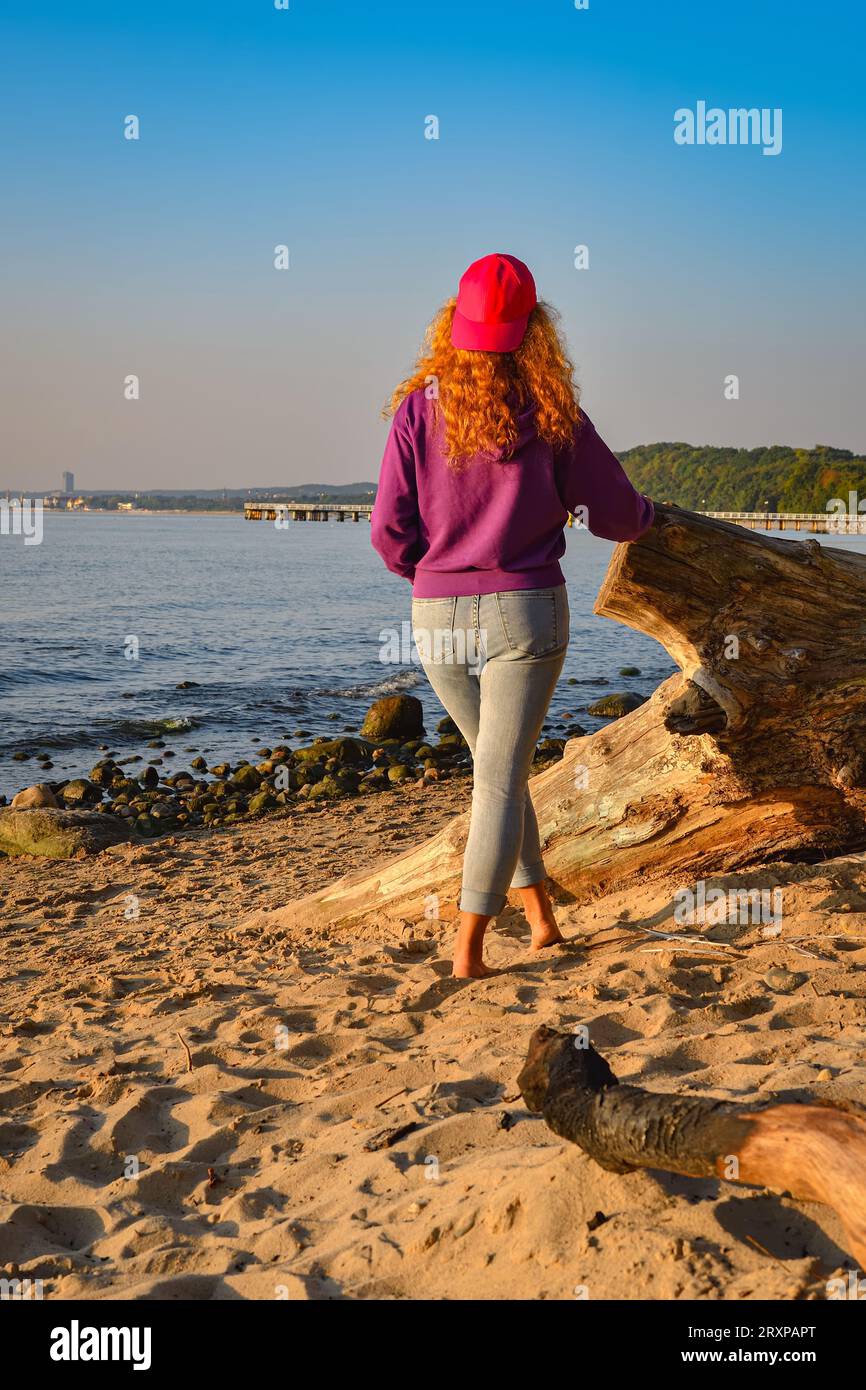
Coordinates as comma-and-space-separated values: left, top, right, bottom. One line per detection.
509, 861, 546, 889
459, 888, 507, 916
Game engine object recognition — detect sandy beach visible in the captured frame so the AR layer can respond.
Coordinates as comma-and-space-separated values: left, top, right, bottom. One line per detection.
2, 768, 865, 1302
3, 0, 863, 1350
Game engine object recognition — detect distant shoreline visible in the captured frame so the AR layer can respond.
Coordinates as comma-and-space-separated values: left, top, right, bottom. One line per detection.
43, 509, 242, 517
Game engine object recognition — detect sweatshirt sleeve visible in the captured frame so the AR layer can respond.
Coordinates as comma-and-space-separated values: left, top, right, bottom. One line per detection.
370, 408, 421, 582
555, 411, 654, 542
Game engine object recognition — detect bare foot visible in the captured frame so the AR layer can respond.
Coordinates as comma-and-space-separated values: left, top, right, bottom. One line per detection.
451, 910, 495, 979
517, 882, 566, 951
528, 917, 566, 951
451, 957, 498, 979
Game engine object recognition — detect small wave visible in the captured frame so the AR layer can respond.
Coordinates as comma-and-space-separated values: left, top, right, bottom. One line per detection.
319, 668, 424, 699
99, 714, 200, 739
0, 713, 201, 755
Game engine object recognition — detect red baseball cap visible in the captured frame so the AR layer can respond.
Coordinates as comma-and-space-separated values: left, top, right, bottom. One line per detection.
451, 253, 537, 352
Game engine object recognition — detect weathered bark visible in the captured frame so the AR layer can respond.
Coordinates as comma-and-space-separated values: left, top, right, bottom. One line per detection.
518, 1025, 866, 1269
293, 505, 866, 928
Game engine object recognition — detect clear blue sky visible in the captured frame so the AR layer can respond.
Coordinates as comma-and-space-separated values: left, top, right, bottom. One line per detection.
2, 0, 864, 490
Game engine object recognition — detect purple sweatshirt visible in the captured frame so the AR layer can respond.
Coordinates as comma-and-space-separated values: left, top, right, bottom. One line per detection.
370, 388, 654, 597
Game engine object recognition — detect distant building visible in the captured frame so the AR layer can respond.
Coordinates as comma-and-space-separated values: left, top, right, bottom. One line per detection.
62, 471, 75, 494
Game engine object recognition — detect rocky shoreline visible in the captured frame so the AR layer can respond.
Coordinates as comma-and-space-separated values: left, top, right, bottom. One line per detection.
0, 688, 609, 859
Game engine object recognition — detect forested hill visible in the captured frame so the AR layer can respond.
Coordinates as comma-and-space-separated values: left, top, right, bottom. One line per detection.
618, 443, 866, 512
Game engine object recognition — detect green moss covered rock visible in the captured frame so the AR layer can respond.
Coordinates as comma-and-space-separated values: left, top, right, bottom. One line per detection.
587, 692, 647, 718
0, 808, 131, 859
60, 779, 103, 806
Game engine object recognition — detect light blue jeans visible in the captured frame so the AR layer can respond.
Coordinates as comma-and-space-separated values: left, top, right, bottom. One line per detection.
411, 586, 569, 915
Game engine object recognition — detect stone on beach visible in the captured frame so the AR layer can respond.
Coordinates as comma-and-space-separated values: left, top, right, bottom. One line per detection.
293, 737, 365, 766
88, 760, 122, 786
10, 783, 59, 810
231, 764, 262, 790
0, 808, 131, 859
534, 738, 567, 762
587, 691, 648, 718
387, 764, 412, 783
60, 778, 103, 806
360, 694, 424, 741
303, 775, 343, 802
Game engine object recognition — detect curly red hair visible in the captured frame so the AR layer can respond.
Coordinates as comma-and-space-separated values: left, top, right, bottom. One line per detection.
385, 298, 581, 467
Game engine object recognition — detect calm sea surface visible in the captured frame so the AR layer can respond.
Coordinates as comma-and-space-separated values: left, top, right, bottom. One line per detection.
3, 513, 859, 799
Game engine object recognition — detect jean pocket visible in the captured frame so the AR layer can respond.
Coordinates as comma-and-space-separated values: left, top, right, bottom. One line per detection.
495, 587, 568, 656
411, 597, 457, 665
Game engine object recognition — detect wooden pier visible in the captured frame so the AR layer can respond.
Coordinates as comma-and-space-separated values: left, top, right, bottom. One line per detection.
244, 502, 373, 522
698, 512, 866, 534
243, 503, 865, 535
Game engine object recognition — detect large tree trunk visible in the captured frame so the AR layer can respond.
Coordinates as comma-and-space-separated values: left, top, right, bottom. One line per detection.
295, 505, 866, 929
518, 1025, 866, 1270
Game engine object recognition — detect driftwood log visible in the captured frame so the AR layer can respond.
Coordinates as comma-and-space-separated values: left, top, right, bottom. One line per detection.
292, 504, 866, 928
518, 1025, 866, 1269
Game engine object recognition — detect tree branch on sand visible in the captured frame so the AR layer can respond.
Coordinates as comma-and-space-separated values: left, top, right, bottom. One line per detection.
291, 504, 866, 930
518, 1024, 866, 1270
